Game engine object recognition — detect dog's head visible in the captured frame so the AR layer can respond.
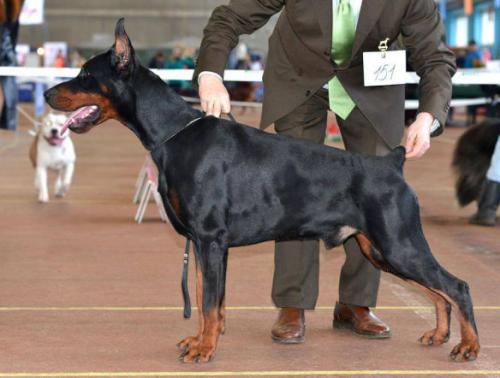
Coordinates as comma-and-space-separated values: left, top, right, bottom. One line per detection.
41, 113, 70, 146
44, 18, 137, 135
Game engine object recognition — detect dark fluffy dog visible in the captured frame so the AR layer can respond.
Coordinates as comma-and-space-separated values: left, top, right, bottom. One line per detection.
452, 120, 500, 206
44, 19, 479, 363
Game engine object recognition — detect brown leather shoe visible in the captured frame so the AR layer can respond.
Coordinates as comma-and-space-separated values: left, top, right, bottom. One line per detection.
271, 308, 305, 344
333, 302, 391, 339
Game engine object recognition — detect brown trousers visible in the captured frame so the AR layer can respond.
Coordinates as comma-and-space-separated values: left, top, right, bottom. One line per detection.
271, 88, 391, 309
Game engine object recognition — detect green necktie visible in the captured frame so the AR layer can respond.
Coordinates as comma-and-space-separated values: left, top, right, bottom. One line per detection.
328, 0, 356, 120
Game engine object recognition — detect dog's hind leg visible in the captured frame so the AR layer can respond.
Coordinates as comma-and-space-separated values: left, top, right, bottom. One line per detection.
354, 230, 479, 361
355, 234, 451, 346
179, 239, 227, 363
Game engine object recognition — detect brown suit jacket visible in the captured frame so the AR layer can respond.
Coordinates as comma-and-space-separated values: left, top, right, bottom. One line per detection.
194, 0, 456, 147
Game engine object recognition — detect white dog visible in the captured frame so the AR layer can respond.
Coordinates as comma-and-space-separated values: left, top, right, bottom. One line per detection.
29, 113, 76, 203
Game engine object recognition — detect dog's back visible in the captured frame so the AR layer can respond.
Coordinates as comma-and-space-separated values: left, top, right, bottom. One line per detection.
452, 120, 500, 206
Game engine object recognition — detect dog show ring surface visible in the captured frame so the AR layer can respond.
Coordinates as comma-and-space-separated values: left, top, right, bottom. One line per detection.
0, 104, 499, 376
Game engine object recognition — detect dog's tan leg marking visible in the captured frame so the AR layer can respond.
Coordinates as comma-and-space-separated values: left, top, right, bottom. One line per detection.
354, 233, 384, 269
177, 263, 204, 355
354, 234, 455, 349
182, 306, 221, 363
435, 290, 480, 362
405, 280, 450, 346
179, 257, 224, 363
167, 189, 182, 218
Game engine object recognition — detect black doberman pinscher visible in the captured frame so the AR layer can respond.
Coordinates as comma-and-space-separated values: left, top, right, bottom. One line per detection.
44, 19, 479, 363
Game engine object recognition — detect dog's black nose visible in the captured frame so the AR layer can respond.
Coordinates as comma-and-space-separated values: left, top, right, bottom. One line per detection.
51, 128, 58, 135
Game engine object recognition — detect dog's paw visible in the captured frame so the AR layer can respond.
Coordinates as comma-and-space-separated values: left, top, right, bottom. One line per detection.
177, 336, 216, 363
55, 185, 69, 198
418, 329, 449, 346
449, 339, 480, 362
177, 336, 199, 354
38, 194, 49, 203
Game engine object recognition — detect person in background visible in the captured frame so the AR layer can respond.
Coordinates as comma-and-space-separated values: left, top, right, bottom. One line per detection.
470, 136, 500, 227
180, 47, 197, 97
464, 40, 484, 68
148, 51, 165, 69
69, 50, 86, 68
53, 50, 65, 68
0, 0, 24, 130
167, 46, 190, 93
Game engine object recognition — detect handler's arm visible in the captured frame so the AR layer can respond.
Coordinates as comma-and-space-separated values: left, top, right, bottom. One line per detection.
194, 0, 285, 116
401, 0, 456, 137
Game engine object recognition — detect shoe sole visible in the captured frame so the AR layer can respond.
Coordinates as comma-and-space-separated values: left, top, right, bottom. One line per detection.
333, 320, 392, 339
271, 334, 305, 344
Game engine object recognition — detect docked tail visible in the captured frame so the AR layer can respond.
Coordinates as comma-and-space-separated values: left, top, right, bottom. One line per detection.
384, 146, 406, 171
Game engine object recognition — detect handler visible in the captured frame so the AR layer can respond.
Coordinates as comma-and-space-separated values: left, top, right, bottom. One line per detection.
193, 0, 456, 344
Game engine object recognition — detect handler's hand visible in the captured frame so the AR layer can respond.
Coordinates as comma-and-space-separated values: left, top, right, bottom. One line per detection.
199, 74, 231, 118
405, 112, 433, 160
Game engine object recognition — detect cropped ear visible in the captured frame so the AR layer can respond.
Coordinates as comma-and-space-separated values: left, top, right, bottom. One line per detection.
111, 18, 135, 73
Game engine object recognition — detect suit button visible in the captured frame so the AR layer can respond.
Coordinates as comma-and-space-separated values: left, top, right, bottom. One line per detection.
306, 90, 311, 97
324, 50, 330, 56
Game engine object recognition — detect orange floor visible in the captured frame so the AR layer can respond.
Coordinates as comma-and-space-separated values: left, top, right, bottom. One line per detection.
0, 106, 499, 377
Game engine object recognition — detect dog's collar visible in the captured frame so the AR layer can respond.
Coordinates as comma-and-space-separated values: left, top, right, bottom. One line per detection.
148, 117, 203, 152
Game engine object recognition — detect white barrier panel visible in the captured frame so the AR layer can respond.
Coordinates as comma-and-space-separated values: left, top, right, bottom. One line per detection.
0, 66, 500, 85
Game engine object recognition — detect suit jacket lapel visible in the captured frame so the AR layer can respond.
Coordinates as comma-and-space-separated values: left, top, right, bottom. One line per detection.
315, 0, 333, 53
351, 0, 387, 59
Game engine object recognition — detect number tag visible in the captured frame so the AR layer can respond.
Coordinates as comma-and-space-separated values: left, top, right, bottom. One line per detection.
363, 50, 407, 87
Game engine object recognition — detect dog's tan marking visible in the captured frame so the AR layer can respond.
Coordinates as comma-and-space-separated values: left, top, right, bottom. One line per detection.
178, 263, 204, 357
167, 189, 182, 218
435, 289, 480, 361
99, 83, 109, 95
50, 87, 125, 127
405, 280, 450, 346
182, 306, 221, 363
354, 233, 383, 269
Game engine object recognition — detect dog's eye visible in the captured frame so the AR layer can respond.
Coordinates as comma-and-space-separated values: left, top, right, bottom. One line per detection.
79, 70, 93, 87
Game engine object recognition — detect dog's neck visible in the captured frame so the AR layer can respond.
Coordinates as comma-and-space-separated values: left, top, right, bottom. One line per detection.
122, 66, 202, 151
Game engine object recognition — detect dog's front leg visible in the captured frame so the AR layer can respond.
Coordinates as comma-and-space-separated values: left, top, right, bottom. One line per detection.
56, 163, 74, 198
179, 240, 227, 363
177, 261, 205, 356
36, 166, 49, 203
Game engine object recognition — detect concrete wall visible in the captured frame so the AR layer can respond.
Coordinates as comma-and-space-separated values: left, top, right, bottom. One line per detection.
18, 0, 280, 55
